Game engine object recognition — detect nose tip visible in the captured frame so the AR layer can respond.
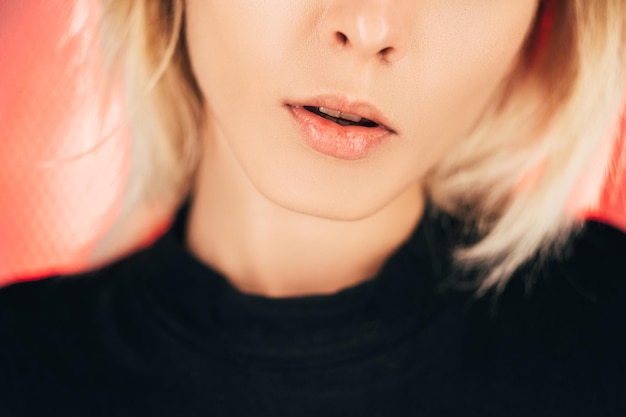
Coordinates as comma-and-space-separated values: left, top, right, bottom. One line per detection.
327, 3, 409, 63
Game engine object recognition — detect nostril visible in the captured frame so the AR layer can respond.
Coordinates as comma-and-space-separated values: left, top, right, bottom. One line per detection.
335, 32, 349, 45
378, 46, 395, 60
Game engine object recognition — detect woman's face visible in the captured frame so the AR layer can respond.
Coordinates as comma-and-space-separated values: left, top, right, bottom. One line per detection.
185, 0, 540, 220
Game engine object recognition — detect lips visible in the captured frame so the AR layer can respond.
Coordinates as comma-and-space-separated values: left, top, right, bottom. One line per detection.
285, 95, 396, 160
288, 95, 396, 132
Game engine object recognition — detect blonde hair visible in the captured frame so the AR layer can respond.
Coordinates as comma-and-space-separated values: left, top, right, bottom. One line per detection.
99, 0, 626, 291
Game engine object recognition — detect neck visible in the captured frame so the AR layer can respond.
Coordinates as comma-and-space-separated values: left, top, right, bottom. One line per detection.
186, 130, 424, 298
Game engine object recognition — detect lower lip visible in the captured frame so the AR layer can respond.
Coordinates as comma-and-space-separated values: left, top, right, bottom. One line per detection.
287, 105, 392, 160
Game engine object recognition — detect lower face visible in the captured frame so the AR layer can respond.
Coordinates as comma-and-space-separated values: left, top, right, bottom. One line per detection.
184, 0, 540, 221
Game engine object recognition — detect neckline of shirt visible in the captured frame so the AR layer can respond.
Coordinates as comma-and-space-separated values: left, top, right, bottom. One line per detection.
130, 200, 453, 366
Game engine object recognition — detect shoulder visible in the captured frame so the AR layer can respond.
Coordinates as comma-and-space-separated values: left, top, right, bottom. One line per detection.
0, 237, 166, 340
0, 249, 138, 349
476, 220, 626, 339
0, 247, 155, 406
536, 220, 626, 331
457, 220, 626, 410
0, 246, 151, 325
467, 219, 626, 325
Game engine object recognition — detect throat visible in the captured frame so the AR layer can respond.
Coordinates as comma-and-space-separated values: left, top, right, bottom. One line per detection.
186, 191, 424, 298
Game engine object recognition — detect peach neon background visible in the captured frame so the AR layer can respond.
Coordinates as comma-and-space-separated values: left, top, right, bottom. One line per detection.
0, 0, 624, 286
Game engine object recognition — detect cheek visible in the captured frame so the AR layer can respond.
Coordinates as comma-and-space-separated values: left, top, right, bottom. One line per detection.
399, 4, 537, 159
184, 1, 303, 104
184, 2, 261, 104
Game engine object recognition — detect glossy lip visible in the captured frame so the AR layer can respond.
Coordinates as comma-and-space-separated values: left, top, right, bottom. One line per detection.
288, 95, 397, 133
285, 95, 397, 160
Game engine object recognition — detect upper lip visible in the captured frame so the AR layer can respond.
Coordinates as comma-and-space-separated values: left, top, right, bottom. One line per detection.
286, 95, 397, 134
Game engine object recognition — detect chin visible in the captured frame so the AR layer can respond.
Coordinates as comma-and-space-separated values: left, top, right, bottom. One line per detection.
246, 170, 414, 222
273, 194, 382, 222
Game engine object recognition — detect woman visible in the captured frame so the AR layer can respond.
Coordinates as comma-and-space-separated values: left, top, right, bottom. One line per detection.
1, 0, 625, 415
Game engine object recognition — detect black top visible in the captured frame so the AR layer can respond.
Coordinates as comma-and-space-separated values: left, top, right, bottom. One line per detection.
1, 204, 625, 416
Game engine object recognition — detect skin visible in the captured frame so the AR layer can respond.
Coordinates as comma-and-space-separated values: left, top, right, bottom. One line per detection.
183, 0, 540, 297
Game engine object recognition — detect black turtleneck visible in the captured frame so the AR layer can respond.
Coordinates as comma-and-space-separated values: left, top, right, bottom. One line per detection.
0, 204, 625, 416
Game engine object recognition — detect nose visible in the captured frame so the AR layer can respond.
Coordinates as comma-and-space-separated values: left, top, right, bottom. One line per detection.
323, 0, 410, 63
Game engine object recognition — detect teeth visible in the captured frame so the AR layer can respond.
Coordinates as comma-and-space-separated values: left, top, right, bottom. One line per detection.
318, 106, 342, 118
339, 112, 363, 123
318, 106, 362, 123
